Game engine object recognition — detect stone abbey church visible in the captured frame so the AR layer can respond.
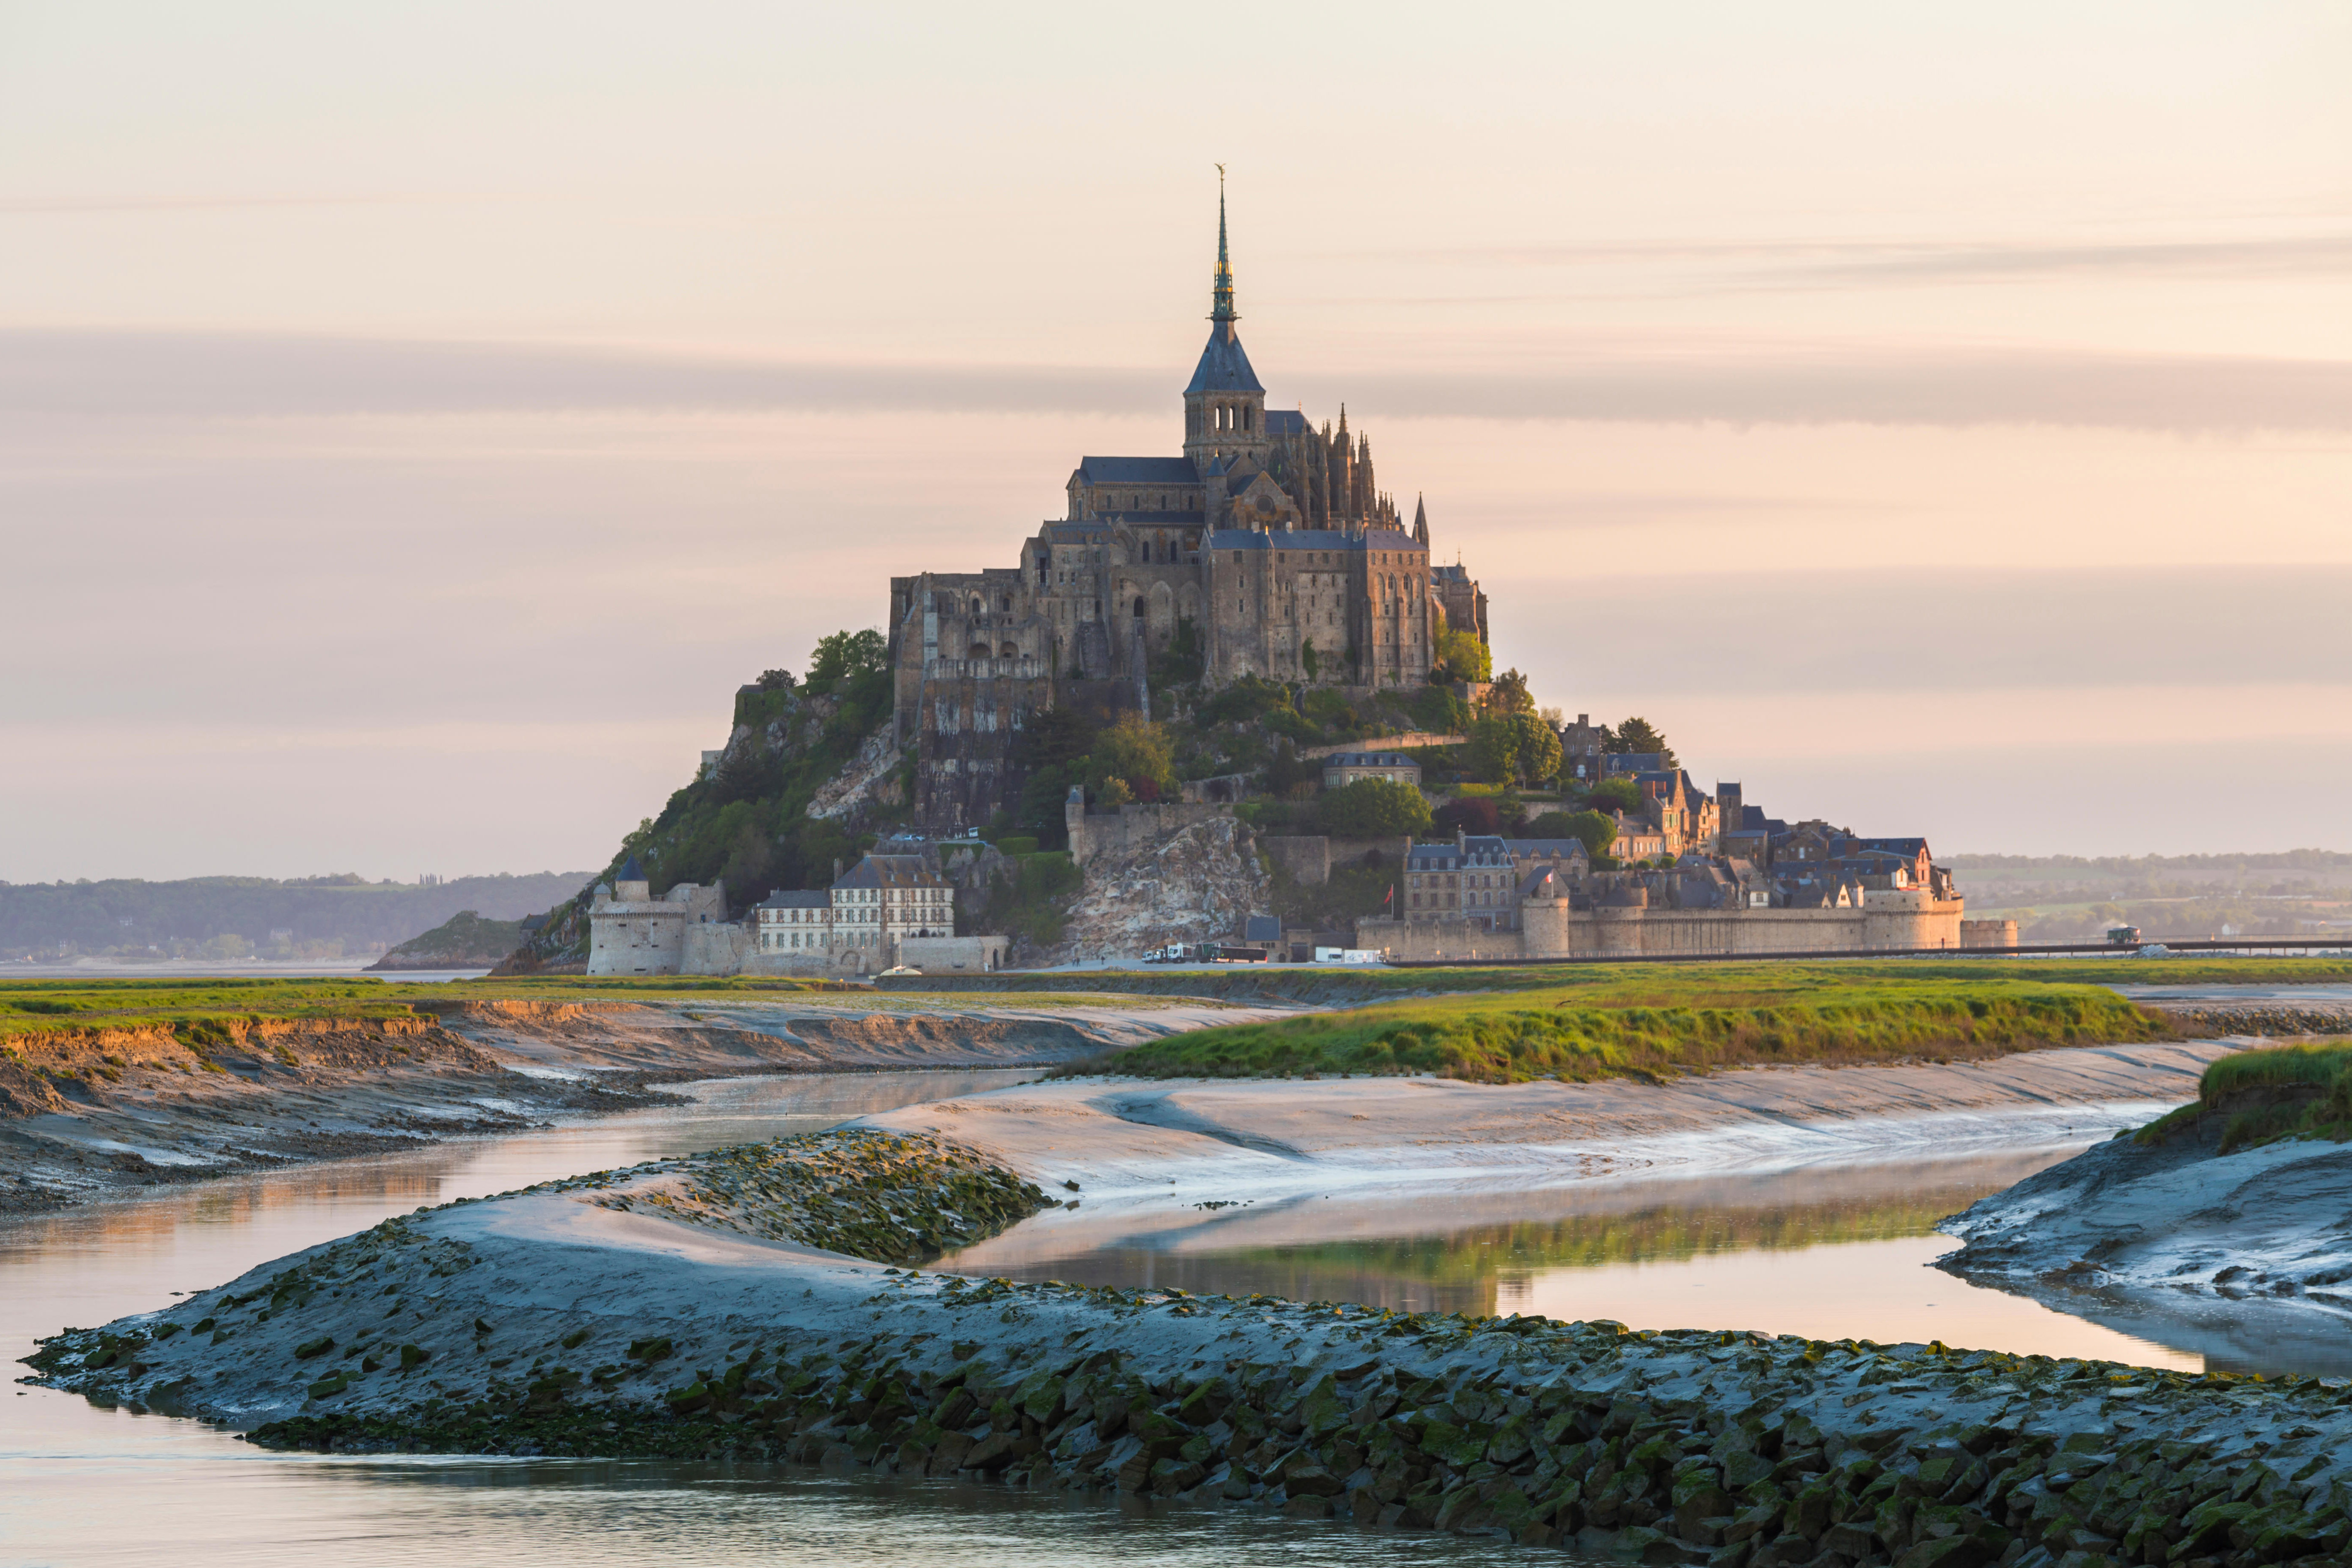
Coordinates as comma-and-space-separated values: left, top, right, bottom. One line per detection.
889, 192, 1488, 831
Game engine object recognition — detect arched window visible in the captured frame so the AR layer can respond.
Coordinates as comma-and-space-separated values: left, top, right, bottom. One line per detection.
1133, 597, 1146, 618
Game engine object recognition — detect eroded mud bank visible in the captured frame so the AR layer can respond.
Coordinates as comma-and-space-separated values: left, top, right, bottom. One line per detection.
29, 1129, 2352, 1568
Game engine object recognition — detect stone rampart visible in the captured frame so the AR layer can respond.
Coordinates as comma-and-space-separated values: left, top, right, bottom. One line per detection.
1067, 801, 1235, 869
1361, 896, 1966, 960
1259, 835, 1330, 886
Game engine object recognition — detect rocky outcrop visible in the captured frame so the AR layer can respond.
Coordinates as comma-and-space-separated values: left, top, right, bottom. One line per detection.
368, 910, 527, 971
1045, 814, 1272, 963
32, 1129, 2352, 1563
808, 729, 906, 823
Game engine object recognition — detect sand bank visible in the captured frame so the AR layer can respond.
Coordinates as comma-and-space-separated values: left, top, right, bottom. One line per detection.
855, 1040, 2247, 1223
31, 1123, 2352, 1567
2, 993, 1288, 1213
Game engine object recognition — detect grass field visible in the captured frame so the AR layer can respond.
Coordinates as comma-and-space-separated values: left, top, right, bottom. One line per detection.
0, 974, 866, 1045
2136, 1038, 2352, 1152
888, 953, 2352, 1002
1063, 971, 2175, 1085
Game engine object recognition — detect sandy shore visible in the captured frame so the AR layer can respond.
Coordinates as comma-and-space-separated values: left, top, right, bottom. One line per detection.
1, 993, 1292, 1212
856, 1040, 2245, 1231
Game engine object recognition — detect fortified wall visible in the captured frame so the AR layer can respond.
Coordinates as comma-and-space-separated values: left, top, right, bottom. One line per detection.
1064, 795, 1237, 869
1361, 889, 1967, 960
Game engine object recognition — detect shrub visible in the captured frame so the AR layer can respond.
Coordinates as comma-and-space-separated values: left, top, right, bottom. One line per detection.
1318, 778, 1433, 837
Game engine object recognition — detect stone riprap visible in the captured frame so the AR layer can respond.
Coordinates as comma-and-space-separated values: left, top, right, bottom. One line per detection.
2152, 1007, 2352, 1041
602, 1128, 1051, 1265
25, 1133, 2352, 1568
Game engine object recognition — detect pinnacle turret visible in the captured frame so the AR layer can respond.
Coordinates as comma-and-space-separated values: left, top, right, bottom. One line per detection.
1211, 167, 1236, 323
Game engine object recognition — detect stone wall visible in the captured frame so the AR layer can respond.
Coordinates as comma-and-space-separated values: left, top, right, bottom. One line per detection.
1067, 801, 1235, 869
1359, 894, 1967, 960
898, 935, 1010, 974
1961, 918, 2020, 949
1259, 835, 1330, 886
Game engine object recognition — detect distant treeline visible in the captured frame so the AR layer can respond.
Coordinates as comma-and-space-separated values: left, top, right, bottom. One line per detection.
1947, 849, 2352, 875
0, 873, 594, 959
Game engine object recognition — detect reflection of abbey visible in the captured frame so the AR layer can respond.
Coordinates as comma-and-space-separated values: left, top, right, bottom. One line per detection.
890, 190, 1484, 833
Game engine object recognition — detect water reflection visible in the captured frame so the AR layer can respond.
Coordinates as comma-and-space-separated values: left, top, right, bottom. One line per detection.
942, 1149, 2199, 1370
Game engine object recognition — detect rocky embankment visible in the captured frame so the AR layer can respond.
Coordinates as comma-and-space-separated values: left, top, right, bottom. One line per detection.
29, 1129, 2352, 1568
1044, 816, 1273, 964
0, 995, 1277, 1213
2144, 1005, 2352, 1040
1937, 1124, 2352, 1373
0, 1013, 686, 1215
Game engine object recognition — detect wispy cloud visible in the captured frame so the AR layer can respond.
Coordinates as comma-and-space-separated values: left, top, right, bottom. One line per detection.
1402, 232, 2352, 291
0, 195, 405, 216
7, 328, 2352, 433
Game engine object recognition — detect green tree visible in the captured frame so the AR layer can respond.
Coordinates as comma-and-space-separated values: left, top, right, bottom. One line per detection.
1485, 668, 1536, 715
1265, 739, 1317, 799
1011, 765, 1076, 849
1585, 776, 1642, 814
1557, 809, 1618, 860
1318, 778, 1433, 837
1433, 625, 1491, 683
1300, 637, 1321, 682
1086, 713, 1176, 802
1606, 715, 1676, 767
1012, 706, 1100, 773
804, 628, 887, 695
1151, 617, 1204, 687
1467, 712, 1562, 787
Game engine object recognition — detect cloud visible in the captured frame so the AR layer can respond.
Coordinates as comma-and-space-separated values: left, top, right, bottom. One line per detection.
8, 328, 2352, 433
1505, 566, 2352, 697
0, 195, 398, 216
1413, 232, 2352, 290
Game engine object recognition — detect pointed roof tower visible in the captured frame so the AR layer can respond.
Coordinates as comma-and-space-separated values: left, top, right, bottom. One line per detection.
1211, 169, 1237, 325
1413, 493, 1430, 546
1185, 167, 1263, 397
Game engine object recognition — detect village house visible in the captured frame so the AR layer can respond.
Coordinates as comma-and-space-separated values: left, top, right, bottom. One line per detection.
1320, 751, 1422, 790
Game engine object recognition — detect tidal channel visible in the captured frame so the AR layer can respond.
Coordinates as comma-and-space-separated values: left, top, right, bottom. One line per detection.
0, 1060, 2276, 1566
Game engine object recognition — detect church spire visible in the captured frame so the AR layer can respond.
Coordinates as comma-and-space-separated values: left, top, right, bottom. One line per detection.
1413, 493, 1429, 546
1211, 165, 1236, 322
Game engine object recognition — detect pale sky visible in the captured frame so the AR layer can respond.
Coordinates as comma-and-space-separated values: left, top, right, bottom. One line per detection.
4, 2, 2349, 881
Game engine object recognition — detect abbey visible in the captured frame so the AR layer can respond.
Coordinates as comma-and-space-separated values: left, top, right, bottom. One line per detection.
890, 190, 1481, 831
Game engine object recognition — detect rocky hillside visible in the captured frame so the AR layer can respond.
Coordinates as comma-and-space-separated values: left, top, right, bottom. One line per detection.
367, 911, 528, 971
500, 632, 901, 973
1043, 814, 1271, 964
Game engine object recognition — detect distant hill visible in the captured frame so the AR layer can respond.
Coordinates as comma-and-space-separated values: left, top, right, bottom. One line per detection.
367, 910, 531, 971
0, 873, 596, 963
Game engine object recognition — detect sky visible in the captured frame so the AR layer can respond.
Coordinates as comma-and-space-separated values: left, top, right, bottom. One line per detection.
3, 1, 2349, 882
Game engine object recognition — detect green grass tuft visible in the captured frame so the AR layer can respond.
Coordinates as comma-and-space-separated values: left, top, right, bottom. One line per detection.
2138, 1039, 2352, 1152
1061, 977, 2171, 1085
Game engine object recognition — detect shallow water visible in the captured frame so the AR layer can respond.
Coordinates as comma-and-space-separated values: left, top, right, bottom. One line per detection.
0, 1060, 2272, 1565
938, 1151, 2201, 1371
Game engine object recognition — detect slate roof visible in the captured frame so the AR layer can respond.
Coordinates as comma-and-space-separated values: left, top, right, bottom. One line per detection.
1185, 321, 1264, 394
1243, 915, 1283, 942
830, 854, 946, 891
1075, 456, 1199, 485
1505, 839, 1590, 860
758, 890, 829, 910
1264, 409, 1310, 436
617, 854, 643, 880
